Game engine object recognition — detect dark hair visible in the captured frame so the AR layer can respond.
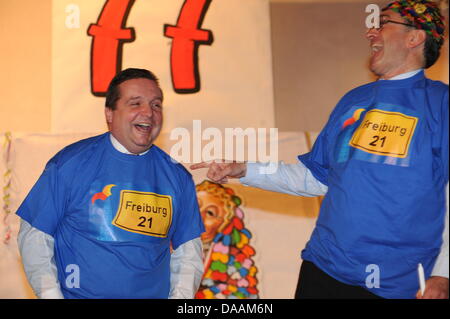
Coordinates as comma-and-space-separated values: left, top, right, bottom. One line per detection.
393, 14, 443, 69
423, 33, 443, 69
391, 9, 444, 69
105, 68, 160, 110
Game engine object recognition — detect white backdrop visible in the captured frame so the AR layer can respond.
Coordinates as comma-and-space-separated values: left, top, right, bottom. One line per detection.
51, 0, 275, 134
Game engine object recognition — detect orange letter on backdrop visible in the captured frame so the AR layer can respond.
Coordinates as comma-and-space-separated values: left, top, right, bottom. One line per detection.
164, 0, 213, 94
88, 0, 136, 96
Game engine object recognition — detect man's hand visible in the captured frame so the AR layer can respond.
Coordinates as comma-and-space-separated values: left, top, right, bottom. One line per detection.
416, 276, 449, 299
190, 161, 247, 184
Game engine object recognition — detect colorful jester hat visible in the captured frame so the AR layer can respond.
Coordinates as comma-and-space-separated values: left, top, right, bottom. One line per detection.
383, 0, 446, 45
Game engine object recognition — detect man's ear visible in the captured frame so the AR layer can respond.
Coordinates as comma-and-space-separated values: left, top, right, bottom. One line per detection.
407, 29, 427, 49
105, 107, 113, 124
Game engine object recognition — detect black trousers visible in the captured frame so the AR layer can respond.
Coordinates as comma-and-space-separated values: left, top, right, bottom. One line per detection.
295, 260, 383, 299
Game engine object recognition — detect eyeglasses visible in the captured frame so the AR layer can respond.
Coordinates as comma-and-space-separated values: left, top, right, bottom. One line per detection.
371, 19, 416, 31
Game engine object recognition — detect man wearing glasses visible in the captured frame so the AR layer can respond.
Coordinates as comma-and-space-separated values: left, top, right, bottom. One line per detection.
192, 0, 448, 299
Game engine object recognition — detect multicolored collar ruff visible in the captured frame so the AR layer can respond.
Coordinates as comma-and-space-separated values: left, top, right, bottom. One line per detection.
383, 0, 445, 45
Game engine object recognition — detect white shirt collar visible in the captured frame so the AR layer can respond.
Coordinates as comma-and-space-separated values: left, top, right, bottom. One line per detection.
381, 69, 422, 81
109, 133, 150, 156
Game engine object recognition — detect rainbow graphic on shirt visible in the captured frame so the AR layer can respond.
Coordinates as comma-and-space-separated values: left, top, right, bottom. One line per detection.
342, 108, 365, 129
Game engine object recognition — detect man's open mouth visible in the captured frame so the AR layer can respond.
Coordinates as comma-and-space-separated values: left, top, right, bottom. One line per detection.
134, 123, 151, 132
371, 44, 383, 53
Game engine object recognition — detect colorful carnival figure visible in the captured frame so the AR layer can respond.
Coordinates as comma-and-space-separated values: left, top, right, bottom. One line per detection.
195, 180, 259, 299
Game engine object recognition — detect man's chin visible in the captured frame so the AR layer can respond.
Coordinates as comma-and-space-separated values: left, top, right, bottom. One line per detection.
127, 141, 154, 154
369, 64, 383, 77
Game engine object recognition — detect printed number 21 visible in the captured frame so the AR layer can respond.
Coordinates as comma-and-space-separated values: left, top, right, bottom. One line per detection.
138, 217, 153, 228
369, 135, 386, 147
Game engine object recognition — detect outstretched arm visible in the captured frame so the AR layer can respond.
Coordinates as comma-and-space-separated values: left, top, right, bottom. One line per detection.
190, 161, 247, 184
191, 160, 327, 197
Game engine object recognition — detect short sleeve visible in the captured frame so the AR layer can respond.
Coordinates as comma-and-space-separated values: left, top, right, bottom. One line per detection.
170, 175, 205, 250
298, 129, 330, 186
16, 157, 67, 236
297, 93, 353, 186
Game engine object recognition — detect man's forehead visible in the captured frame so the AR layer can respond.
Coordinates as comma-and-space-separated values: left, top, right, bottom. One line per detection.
124, 91, 163, 100
118, 78, 163, 99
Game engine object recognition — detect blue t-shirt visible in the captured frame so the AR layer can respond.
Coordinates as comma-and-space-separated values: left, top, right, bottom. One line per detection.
17, 133, 205, 298
299, 71, 449, 298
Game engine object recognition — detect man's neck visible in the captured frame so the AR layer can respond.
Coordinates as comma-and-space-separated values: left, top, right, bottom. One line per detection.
109, 133, 150, 156
380, 69, 422, 80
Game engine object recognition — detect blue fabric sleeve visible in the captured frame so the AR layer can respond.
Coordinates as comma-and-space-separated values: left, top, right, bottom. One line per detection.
170, 175, 205, 250
16, 157, 67, 236
297, 93, 353, 187
298, 130, 330, 186
441, 90, 449, 184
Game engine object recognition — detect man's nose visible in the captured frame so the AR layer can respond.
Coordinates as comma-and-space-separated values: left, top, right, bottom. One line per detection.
139, 104, 153, 117
366, 27, 379, 40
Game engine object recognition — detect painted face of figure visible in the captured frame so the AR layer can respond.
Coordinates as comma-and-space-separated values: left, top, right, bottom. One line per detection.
105, 78, 163, 154
366, 10, 414, 79
197, 191, 230, 244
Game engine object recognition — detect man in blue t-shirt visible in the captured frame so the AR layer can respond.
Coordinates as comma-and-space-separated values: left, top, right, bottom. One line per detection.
191, 0, 448, 299
17, 68, 205, 299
